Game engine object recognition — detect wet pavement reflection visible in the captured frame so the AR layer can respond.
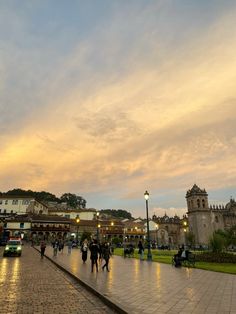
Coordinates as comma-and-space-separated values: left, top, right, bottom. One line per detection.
45, 246, 236, 314
0, 245, 115, 314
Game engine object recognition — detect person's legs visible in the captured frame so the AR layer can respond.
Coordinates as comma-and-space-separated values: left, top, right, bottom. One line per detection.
102, 260, 107, 270
106, 258, 109, 271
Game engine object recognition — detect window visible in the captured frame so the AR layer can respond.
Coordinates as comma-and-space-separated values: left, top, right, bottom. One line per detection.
4, 209, 6, 213
22, 200, 29, 205
12, 200, 18, 205
215, 216, 219, 223
65, 214, 70, 219
0, 200, 2, 204
5, 200, 8, 205
197, 199, 200, 208
20, 223, 24, 228
0, 209, 1, 213
11, 210, 13, 214
4, 223, 7, 228
202, 199, 205, 208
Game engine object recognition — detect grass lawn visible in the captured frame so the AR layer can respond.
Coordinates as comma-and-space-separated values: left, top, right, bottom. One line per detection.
113, 248, 236, 275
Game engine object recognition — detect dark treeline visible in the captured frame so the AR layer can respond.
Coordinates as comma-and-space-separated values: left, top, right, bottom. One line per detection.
100, 209, 133, 219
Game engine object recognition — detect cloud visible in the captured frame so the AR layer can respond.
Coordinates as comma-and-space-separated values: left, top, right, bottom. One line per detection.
0, 1, 236, 216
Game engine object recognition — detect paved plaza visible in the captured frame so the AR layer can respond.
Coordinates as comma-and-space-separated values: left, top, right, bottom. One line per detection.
42, 246, 236, 314
1, 245, 236, 314
0, 245, 115, 314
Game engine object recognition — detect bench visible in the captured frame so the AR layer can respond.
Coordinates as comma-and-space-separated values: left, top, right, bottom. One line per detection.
123, 247, 134, 258
172, 252, 196, 267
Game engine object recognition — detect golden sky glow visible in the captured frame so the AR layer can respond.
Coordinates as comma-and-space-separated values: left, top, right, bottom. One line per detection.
0, 1, 236, 217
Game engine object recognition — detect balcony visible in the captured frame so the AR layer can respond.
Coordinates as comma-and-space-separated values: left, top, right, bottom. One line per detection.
31, 226, 70, 232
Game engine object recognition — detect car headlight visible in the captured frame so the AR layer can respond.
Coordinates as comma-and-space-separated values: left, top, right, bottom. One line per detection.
17, 247, 21, 251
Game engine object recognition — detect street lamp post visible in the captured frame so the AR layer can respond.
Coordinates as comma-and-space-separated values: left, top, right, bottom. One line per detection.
76, 218, 80, 245
144, 190, 152, 261
96, 212, 99, 241
110, 221, 114, 245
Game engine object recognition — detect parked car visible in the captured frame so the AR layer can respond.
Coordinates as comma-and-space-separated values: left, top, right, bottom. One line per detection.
3, 238, 22, 257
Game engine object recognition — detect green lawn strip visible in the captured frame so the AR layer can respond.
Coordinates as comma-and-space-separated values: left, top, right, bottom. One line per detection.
113, 248, 236, 274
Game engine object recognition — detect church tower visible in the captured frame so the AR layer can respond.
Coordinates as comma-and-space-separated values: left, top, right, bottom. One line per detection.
186, 184, 212, 246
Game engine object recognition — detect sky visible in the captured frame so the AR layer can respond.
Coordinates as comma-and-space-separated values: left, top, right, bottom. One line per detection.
0, 0, 236, 218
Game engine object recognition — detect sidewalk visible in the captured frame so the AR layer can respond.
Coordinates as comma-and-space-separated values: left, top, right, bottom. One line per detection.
42, 246, 236, 314
0, 245, 115, 314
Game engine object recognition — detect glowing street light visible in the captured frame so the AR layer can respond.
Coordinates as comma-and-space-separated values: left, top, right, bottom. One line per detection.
76, 217, 80, 244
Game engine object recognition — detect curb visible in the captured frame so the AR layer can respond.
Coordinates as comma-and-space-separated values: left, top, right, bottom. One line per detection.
34, 247, 128, 314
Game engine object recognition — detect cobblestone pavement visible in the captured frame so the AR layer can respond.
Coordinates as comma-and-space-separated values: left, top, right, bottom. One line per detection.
0, 245, 115, 314
44, 246, 236, 314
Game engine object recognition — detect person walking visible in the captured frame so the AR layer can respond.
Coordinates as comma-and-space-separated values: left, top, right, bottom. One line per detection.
89, 239, 99, 272
102, 242, 111, 272
40, 240, 46, 259
81, 239, 88, 263
67, 238, 73, 254
138, 241, 144, 260
53, 239, 59, 257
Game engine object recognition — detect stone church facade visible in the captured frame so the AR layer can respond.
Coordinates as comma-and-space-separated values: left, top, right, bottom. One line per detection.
152, 184, 236, 248
186, 184, 236, 246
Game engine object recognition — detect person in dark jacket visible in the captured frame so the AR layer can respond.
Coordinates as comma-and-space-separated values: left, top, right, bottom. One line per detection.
89, 239, 99, 272
138, 241, 144, 260
40, 240, 46, 259
102, 242, 111, 271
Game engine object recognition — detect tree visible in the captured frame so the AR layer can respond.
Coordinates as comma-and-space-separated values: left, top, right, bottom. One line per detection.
100, 209, 132, 219
186, 231, 195, 248
209, 231, 227, 253
60, 193, 86, 208
80, 232, 92, 244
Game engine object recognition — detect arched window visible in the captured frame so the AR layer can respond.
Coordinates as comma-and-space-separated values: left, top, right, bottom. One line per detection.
215, 216, 218, 223
197, 199, 200, 208
202, 199, 205, 208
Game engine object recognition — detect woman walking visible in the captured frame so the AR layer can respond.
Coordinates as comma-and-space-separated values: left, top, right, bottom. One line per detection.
102, 242, 111, 272
138, 241, 144, 260
81, 239, 89, 263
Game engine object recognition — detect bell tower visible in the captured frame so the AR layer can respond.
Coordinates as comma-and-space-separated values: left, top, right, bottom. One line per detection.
186, 184, 212, 246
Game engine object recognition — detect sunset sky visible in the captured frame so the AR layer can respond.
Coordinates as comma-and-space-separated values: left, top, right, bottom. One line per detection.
1, 1, 236, 218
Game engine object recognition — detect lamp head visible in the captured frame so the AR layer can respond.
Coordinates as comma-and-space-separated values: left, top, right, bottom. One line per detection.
76, 218, 80, 223
96, 212, 99, 217
144, 190, 149, 200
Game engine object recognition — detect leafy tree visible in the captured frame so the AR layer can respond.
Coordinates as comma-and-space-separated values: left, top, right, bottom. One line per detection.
60, 193, 86, 208
209, 232, 227, 253
80, 231, 92, 243
186, 231, 195, 248
3, 188, 60, 202
111, 237, 121, 246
